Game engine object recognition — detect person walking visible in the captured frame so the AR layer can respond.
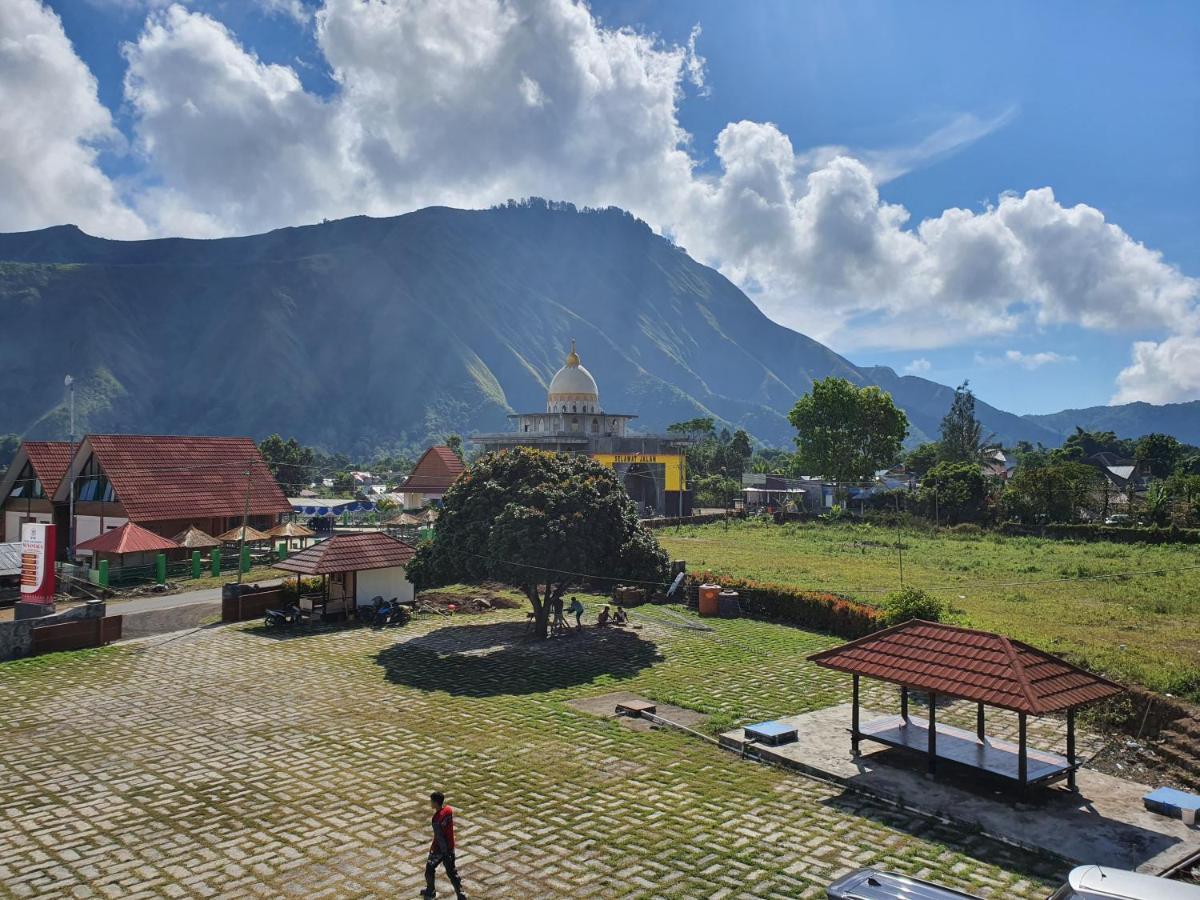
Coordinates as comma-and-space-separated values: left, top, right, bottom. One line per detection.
422, 791, 466, 899
552, 594, 566, 633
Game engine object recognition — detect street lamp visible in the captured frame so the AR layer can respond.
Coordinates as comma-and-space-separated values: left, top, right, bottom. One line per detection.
64, 375, 75, 560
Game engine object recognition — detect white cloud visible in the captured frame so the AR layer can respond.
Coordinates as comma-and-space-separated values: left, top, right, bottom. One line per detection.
3, 0, 1197, 396
904, 358, 931, 374
1112, 335, 1200, 404
0, 0, 147, 237
974, 349, 1077, 370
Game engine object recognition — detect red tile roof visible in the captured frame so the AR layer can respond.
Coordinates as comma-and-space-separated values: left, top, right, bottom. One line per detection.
403, 446, 465, 494
807, 620, 1124, 715
23, 441, 77, 496
81, 435, 291, 524
275, 532, 417, 575
75, 521, 179, 555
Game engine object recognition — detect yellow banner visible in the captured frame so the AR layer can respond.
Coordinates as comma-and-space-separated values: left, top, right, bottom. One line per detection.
591, 453, 686, 491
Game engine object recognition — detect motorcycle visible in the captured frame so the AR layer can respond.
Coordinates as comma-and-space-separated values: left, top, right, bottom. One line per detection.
264, 604, 301, 629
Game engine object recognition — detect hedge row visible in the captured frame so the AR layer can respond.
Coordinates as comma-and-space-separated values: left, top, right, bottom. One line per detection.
694, 573, 884, 639
1000, 522, 1200, 545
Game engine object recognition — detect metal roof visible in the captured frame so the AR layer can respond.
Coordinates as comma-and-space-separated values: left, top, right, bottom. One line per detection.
808, 620, 1124, 715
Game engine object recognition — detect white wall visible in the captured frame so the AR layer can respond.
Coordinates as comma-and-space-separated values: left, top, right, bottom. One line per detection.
73, 515, 128, 556
4, 510, 51, 543
354, 566, 414, 608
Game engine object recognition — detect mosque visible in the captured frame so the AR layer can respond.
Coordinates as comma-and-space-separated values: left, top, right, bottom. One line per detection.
473, 341, 692, 517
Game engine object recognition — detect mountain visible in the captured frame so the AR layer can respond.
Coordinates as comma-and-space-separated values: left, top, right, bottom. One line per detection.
1024, 401, 1200, 446
0, 203, 1186, 455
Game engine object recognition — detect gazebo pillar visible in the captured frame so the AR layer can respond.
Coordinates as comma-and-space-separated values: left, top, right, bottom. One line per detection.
976, 703, 985, 742
900, 686, 908, 720
927, 693, 937, 774
851, 674, 860, 755
1066, 708, 1077, 791
1018, 713, 1028, 785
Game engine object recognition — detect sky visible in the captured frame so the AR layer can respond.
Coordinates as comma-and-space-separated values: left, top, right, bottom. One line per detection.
3, 0, 1199, 415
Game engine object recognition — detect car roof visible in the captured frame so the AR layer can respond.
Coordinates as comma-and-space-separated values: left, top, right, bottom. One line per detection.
1070, 866, 1200, 899
827, 868, 980, 899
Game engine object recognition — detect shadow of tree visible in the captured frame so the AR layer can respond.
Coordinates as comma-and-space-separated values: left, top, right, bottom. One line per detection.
374, 621, 663, 696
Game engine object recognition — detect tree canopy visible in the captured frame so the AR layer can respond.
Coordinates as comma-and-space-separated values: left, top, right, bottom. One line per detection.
408, 448, 668, 638
258, 434, 316, 495
938, 381, 987, 463
787, 378, 908, 484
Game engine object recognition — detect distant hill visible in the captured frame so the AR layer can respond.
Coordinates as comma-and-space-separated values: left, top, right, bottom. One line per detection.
0, 203, 1190, 455
1024, 401, 1200, 446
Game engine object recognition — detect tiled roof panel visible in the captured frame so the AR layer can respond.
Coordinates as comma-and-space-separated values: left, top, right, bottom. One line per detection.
403, 446, 465, 493
87, 435, 291, 523
275, 532, 417, 575
75, 521, 179, 555
808, 620, 1124, 714
24, 441, 77, 496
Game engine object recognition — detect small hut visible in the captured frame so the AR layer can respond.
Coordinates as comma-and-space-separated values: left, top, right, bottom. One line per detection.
216, 524, 270, 544
276, 532, 417, 621
265, 521, 315, 551
76, 522, 179, 571
172, 525, 221, 551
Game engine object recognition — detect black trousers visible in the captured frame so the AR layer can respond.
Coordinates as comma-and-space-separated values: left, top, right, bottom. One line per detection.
425, 850, 463, 896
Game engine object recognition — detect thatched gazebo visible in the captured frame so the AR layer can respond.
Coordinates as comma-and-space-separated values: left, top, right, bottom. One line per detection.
216, 524, 270, 544
266, 521, 315, 551
385, 512, 423, 528
172, 525, 221, 550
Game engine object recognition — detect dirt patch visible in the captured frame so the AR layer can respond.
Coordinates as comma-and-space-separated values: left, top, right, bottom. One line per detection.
417, 591, 521, 615
567, 691, 710, 733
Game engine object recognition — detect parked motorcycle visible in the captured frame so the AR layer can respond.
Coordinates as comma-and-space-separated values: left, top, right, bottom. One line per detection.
264, 604, 301, 629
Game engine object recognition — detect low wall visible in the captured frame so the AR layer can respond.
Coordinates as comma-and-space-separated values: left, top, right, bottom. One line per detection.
221, 586, 284, 623
0, 600, 108, 662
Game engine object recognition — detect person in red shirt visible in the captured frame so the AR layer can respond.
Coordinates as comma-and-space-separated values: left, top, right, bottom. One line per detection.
422, 791, 466, 899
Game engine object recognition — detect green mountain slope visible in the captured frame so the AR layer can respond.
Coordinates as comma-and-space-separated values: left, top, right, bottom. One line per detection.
0, 204, 1185, 455
1024, 401, 1200, 445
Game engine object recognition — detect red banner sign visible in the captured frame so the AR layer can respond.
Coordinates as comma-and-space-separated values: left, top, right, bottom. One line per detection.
20, 522, 56, 603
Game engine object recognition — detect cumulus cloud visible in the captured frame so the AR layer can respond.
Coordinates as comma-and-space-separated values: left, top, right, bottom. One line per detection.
0, 0, 146, 237
904, 358, 932, 374
3, 0, 1198, 402
1112, 335, 1200, 404
975, 349, 1077, 370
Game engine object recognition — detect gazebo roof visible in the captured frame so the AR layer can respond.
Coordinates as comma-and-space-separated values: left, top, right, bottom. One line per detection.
384, 512, 423, 527
275, 532, 417, 576
807, 620, 1123, 715
76, 522, 179, 555
216, 525, 271, 542
265, 521, 315, 538
171, 525, 221, 549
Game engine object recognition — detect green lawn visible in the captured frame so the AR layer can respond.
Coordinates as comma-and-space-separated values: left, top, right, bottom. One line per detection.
660, 519, 1200, 700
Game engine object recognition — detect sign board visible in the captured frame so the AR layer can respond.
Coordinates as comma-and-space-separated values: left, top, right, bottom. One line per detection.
20, 522, 56, 603
591, 453, 686, 491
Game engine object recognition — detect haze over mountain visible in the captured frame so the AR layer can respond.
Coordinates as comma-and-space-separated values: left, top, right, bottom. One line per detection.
0, 203, 1192, 456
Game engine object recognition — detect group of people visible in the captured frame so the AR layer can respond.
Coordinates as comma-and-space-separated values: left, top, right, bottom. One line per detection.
548, 596, 629, 632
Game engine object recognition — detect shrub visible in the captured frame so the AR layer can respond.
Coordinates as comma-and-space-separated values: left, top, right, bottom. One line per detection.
947, 522, 983, 537
880, 587, 945, 625
695, 573, 884, 638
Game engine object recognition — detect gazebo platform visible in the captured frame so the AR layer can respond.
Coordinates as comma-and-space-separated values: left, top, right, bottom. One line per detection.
859, 714, 1071, 785
720, 704, 1200, 874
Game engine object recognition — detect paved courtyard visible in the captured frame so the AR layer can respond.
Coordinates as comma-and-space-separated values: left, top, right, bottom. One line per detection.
0, 602, 1082, 898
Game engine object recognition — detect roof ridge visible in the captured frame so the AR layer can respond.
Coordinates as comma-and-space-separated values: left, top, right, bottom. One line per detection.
998, 635, 1042, 715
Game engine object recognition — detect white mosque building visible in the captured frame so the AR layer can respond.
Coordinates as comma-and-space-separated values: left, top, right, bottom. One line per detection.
473, 340, 691, 516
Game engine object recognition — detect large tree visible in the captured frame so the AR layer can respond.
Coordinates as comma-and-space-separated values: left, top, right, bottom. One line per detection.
938, 381, 987, 463
408, 448, 668, 639
787, 378, 908, 485
259, 434, 316, 495
1135, 432, 1183, 479
920, 462, 988, 524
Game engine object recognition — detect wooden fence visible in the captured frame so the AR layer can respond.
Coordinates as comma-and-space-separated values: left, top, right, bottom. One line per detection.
222, 588, 284, 623
31, 616, 123, 655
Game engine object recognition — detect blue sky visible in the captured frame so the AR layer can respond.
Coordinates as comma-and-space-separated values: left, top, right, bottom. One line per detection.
15, 0, 1200, 414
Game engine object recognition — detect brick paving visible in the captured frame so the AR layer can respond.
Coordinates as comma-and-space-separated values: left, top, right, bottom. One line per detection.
0, 604, 1081, 898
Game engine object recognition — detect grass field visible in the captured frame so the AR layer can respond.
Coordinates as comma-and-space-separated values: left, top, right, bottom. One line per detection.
659, 519, 1200, 701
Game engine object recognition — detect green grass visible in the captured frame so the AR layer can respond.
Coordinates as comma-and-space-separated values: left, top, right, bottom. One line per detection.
660, 519, 1200, 700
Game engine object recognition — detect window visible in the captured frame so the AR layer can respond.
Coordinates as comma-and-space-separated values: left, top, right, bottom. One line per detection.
591, 418, 599, 433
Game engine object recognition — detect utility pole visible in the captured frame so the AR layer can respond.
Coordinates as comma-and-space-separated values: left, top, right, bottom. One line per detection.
895, 493, 905, 588
236, 465, 251, 586
64, 375, 75, 560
